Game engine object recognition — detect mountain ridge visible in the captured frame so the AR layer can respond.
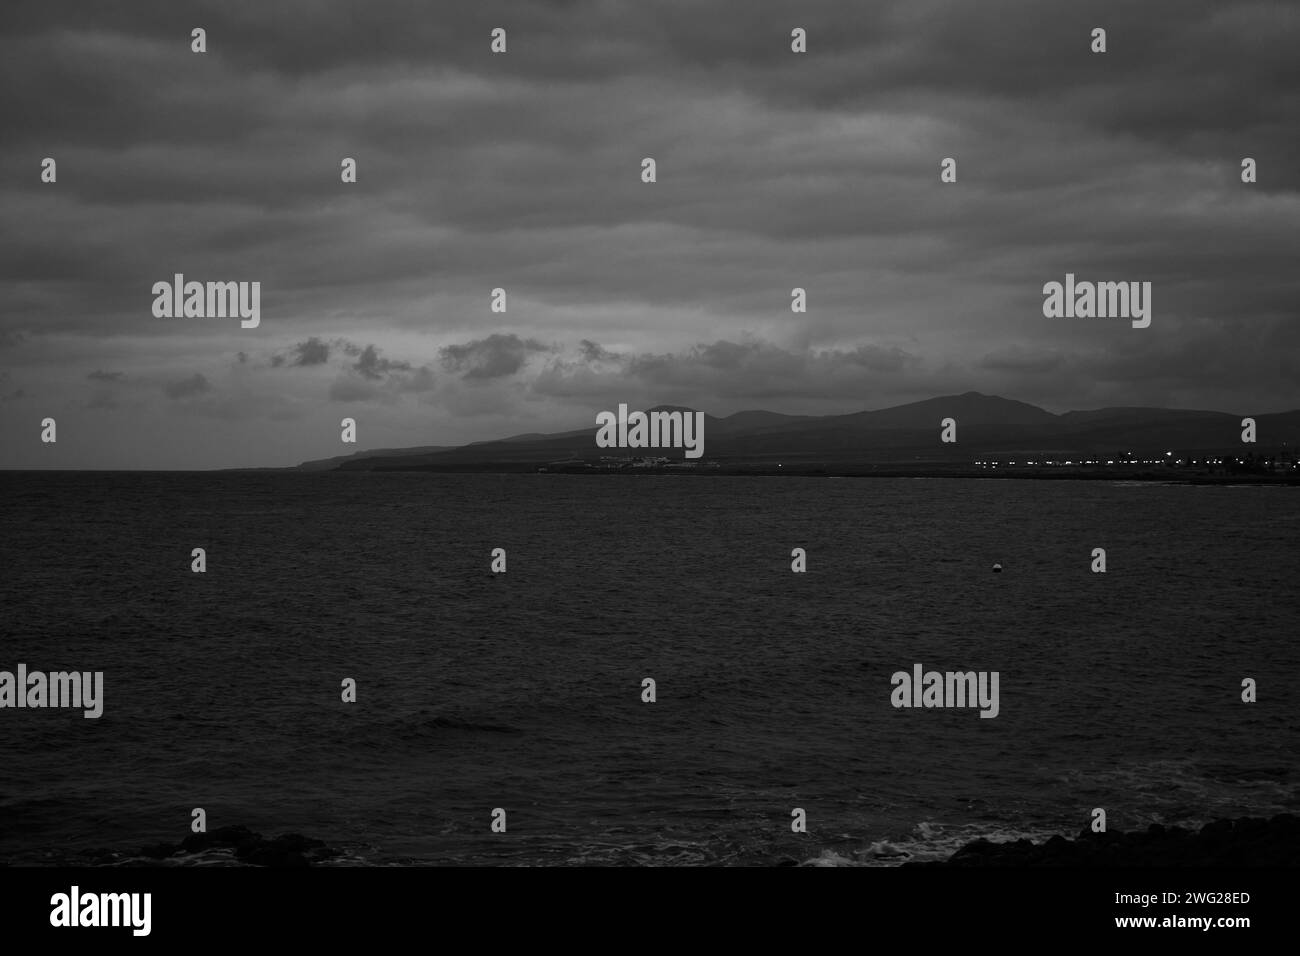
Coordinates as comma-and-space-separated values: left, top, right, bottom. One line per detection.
292, 392, 1300, 472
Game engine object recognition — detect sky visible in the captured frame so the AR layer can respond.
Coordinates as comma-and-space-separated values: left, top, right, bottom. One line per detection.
1, 0, 1297, 469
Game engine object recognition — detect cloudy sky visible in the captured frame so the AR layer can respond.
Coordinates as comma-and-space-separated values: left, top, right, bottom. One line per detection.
1, 0, 1297, 468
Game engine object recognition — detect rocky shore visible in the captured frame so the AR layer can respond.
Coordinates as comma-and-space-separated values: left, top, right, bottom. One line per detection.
909, 814, 1300, 867
19, 814, 1300, 866
67, 826, 339, 867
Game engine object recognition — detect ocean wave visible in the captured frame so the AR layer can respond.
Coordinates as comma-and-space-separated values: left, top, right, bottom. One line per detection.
800, 820, 1070, 867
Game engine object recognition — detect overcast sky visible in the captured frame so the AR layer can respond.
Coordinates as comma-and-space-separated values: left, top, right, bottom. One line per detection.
1, 0, 1297, 468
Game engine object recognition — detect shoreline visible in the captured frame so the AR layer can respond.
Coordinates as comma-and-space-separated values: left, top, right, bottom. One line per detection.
351, 466, 1300, 484
14, 814, 1300, 867
905, 814, 1300, 867
4, 467, 1296, 484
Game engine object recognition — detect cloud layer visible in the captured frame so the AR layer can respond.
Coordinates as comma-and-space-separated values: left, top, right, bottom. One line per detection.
1, 0, 1296, 467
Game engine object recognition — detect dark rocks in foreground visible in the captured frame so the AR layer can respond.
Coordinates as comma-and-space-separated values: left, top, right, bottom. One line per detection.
27, 814, 1300, 867
129, 826, 336, 867
911, 814, 1300, 867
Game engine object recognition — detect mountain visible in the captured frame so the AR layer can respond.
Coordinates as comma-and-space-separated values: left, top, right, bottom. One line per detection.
293, 393, 1300, 473
710, 410, 815, 432
838, 392, 1058, 428
294, 444, 454, 471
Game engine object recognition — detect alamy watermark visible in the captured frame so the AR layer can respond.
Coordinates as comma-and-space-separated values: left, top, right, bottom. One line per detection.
50, 886, 150, 936
152, 274, 260, 328
891, 663, 999, 718
0, 664, 103, 718
595, 404, 705, 459
1042, 273, 1150, 328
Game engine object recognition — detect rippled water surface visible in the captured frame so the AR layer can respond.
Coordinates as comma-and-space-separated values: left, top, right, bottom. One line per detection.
2, 472, 1297, 865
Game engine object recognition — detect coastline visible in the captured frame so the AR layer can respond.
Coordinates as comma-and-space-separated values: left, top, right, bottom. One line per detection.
16, 814, 1300, 867
341, 463, 1300, 485
904, 814, 1300, 867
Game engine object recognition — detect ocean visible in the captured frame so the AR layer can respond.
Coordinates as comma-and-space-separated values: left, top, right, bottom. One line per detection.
1, 472, 1297, 865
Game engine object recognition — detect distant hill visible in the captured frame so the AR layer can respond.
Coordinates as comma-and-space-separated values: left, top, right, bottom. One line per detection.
837, 392, 1058, 429
295, 445, 454, 471
288, 393, 1300, 473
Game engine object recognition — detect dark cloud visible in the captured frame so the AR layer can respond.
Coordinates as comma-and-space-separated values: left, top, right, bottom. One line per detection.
329, 359, 435, 401
578, 339, 623, 363
441, 334, 551, 380
354, 344, 411, 380
292, 337, 331, 366
537, 337, 923, 402
260, 337, 433, 398
162, 373, 211, 399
